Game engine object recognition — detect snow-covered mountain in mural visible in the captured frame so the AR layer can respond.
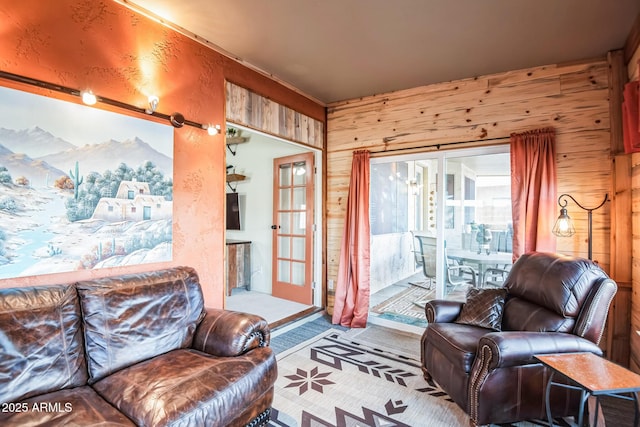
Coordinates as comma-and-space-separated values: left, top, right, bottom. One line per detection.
0, 126, 76, 156
0, 142, 65, 187
0, 86, 174, 279
40, 136, 172, 177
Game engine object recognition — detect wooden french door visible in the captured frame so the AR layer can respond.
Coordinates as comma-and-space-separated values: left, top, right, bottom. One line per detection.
272, 152, 315, 305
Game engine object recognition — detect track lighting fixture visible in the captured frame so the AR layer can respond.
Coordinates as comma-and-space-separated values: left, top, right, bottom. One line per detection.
145, 95, 159, 114
81, 90, 97, 105
0, 70, 221, 136
204, 124, 221, 135
169, 112, 185, 128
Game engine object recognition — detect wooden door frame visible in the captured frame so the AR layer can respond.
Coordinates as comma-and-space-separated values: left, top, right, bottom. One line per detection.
271, 151, 315, 305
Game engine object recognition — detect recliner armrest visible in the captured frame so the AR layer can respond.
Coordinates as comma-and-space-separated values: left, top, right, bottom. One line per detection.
191, 308, 271, 357
476, 331, 603, 370
425, 300, 464, 323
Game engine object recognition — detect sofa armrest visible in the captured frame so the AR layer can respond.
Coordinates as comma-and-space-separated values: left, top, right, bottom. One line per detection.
475, 331, 603, 370
191, 308, 271, 357
425, 300, 464, 323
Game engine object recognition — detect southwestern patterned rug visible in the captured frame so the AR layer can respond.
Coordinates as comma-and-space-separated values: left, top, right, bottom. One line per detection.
269, 329, 562, 427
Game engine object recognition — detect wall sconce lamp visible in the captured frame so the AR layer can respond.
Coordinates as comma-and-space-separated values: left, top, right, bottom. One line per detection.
552, 193, 608, 260
407, 179, 421, 196
0, 70, 220, 136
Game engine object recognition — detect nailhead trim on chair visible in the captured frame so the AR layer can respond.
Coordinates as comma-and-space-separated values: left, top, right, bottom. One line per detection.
468, 343, 493, 425
245, 408, 271, 427
574, 284, 612, 345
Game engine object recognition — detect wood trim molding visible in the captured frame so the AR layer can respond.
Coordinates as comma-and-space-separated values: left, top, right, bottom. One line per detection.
608, 50, 627, 154
225, 82, 324, 149
625, 12, 640, 64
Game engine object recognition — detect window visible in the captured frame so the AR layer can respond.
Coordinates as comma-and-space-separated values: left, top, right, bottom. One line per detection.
370, 161, 408, 235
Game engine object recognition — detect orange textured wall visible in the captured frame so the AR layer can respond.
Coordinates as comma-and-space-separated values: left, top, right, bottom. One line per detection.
0, 0, 324, 307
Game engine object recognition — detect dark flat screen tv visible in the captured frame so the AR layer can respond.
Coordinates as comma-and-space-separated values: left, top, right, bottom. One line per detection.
226, 192, 241, 230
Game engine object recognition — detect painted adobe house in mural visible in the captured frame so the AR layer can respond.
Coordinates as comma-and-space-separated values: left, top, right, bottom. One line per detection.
92, 181, 173, 222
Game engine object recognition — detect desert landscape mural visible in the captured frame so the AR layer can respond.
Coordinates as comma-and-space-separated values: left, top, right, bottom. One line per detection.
0, 85, 174, 278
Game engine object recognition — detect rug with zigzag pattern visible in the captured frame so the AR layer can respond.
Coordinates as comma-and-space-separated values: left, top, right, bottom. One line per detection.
268, 329, 561, 427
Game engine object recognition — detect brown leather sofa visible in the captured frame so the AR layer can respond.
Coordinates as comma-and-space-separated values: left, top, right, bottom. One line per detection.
420, 252, 617, 426
0, 266, 277, 427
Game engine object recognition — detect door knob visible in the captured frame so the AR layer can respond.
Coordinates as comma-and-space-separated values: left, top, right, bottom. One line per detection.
271, 225, 280, 229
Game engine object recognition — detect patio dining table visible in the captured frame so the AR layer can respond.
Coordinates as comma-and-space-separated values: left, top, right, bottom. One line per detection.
446, 249, 513, 286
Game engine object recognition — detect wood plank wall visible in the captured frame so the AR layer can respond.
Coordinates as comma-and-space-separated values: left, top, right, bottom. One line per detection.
326, 59, 613, 314
226, 82, 324, 149
628, 48, 640, 371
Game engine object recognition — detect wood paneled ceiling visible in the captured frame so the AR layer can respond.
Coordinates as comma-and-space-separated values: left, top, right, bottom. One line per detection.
123, 0, 639, 104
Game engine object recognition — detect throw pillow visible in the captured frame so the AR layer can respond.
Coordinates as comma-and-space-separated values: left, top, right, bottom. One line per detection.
455, 287, 507, 331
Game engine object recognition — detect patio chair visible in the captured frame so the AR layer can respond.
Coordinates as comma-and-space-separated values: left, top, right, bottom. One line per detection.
411, 231, 425, 271
415, 235, 477, 290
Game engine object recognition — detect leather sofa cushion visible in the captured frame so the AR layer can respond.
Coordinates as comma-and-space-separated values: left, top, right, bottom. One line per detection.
424, 323, 489, 373
504, 252, 606, 317
0, 285, 87, 404
0, 386, 135, 426
76, 267, 205, 383
93, 348, 277, 427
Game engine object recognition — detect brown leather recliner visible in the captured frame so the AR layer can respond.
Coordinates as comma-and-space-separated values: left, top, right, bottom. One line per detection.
420, 252, 617, 426
0, 266, 277, 427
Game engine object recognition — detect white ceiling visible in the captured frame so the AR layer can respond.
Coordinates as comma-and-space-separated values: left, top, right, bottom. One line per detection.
124, 0, 639, 104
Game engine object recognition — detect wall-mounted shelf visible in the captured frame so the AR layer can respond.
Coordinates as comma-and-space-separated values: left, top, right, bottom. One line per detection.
226, 136, 249, 156
226, 172, 246, 192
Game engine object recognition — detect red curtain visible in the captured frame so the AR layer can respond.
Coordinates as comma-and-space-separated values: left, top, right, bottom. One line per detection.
622, 80, 640, 153
510, 128, 557, 260
332, 150, 370, 328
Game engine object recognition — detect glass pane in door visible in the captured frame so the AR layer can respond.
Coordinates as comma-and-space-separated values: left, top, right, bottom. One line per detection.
278, 260, 290, 282
443, 153, 512, 299
279, 164, 292, 186
291, 261, 305, 285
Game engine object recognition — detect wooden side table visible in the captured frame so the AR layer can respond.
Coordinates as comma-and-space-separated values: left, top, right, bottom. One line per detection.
535, 352, 640, 427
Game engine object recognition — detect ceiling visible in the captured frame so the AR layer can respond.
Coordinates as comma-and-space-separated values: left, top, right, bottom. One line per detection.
124, 0, 639, 105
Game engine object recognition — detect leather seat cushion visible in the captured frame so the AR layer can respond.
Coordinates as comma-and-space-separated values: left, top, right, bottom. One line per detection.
0, 386, 135, 426
425, 323, 489, 373
93, 348, 277, 427
0, 285, 88, 404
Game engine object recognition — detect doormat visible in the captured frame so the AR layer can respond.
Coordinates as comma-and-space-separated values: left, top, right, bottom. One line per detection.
371, 285, 433, 325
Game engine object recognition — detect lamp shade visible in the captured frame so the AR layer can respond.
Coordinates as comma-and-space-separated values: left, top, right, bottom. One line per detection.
552, 207, 575, 237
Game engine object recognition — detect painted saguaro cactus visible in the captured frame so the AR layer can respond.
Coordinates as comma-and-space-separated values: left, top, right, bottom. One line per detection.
69, 161, 83, 200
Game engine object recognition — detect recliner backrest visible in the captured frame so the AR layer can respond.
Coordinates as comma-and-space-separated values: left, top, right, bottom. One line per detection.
502, 252, 616, 343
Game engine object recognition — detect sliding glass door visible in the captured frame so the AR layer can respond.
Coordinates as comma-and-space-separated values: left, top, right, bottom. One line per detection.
369, 145, 511, 303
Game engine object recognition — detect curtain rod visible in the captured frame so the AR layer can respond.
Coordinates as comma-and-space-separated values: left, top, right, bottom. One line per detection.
370, 135, 509, 155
